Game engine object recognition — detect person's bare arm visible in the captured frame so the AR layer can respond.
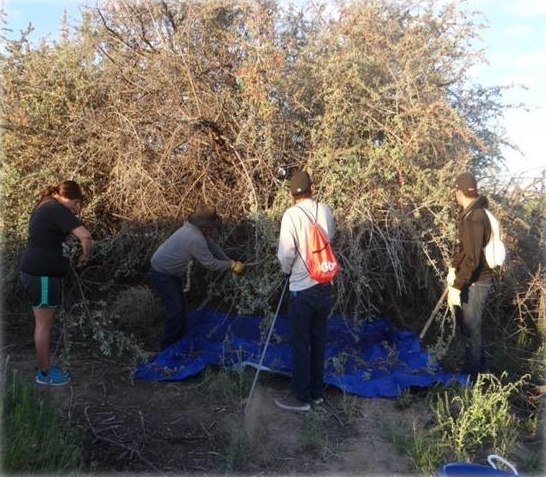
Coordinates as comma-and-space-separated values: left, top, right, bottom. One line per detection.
72, 225, 93, 267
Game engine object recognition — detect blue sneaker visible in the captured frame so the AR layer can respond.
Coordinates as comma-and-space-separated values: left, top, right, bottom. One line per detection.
35, 366, 71, 386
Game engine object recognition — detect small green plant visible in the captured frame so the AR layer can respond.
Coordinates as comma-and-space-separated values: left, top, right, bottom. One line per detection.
394, 388, 415, 410
385, 373, 529, 475
300, 410, 326, 449
338, 391, 364, 423
1, 371, 85, 474
200, 362, 254, 407
224, 367, 252, 405
225, 427, 251, 471
430, 373, 526, 461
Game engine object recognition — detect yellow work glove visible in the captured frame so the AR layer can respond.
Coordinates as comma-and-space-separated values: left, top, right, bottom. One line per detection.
446, 267, 456, 287
447, 286, 461, 308
230, 260, 246, 275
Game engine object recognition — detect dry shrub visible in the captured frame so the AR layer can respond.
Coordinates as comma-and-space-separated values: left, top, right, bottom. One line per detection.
109, 286, 162, 330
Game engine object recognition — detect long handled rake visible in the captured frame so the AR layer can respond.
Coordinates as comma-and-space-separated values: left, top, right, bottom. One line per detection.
244, 276, 289, 414
419, 287, 448, 340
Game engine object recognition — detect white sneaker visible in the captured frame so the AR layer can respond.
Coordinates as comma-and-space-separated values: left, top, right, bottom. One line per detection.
275, 394, 311, 411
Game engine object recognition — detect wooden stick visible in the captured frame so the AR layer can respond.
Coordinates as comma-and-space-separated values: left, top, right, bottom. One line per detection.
419, 287, 448, 340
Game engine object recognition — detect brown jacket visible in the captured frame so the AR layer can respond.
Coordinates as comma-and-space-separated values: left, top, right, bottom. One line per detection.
451, 195, 493, 290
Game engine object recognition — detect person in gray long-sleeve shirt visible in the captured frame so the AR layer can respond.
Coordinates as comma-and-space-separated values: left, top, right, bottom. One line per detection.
274, 171, 336, 412
149, 203, 245, 350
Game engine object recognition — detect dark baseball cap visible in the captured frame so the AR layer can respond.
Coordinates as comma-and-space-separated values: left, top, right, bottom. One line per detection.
290, 171, 312, 194
455, 172, 478, 196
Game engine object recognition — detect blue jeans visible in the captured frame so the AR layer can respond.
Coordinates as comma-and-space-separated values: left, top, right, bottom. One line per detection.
455, 278, 492, 378
148, 267, 187, 350
287, 283, 332, 403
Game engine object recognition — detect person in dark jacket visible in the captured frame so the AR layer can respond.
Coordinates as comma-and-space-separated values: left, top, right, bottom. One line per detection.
20, 180, 93, 385
447, 172, 493, 381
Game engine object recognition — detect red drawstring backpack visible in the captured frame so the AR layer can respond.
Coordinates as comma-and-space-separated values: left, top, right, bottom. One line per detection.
295, 202, 340, 283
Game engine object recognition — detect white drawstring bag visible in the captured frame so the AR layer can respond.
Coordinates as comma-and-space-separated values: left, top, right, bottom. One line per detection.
484, 209, 506, 268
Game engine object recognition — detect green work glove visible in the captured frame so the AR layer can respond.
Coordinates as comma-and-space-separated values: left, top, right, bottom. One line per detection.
447, 286, 461, 308
446, 267, 456, 287
230, 260, 246, 275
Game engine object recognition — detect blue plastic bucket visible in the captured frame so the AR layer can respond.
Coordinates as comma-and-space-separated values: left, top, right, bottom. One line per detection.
438, 462, 517, 476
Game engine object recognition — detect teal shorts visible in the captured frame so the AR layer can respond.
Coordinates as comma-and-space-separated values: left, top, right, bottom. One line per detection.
20, 272, 61, 308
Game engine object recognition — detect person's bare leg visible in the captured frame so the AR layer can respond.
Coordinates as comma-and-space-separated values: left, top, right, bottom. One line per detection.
34, 307, 56, 372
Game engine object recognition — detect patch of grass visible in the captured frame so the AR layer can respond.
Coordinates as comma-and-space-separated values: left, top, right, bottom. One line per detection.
384, 420, 444, 476
337, 391, 365, 422
1, 371, 85, 474
301, 410, 326, 450
225, 427, 251, 472
202, 363, 254, 406
394, 388, 415, 410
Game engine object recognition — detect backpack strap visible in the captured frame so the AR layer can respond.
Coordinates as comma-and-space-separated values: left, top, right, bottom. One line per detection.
289, 202, 318, 276
296, 200, 318, 224
483, 208, 493, 245
483, 208, 501, 247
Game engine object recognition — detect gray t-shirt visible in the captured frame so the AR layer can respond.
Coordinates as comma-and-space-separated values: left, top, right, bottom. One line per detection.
277, 198, 336, 291
150, 222, 230, 276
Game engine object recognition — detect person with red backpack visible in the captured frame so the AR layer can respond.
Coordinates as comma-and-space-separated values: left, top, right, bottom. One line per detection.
275, 171, 338, 411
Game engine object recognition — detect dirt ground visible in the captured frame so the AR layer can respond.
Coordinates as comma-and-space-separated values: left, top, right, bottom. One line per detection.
2, 324, 435, 476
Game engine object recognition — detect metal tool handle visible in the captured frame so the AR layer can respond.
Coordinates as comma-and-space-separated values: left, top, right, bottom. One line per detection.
244, 276, 289, 413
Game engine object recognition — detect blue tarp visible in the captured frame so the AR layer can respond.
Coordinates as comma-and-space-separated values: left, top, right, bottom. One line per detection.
133, 308, 468, 397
